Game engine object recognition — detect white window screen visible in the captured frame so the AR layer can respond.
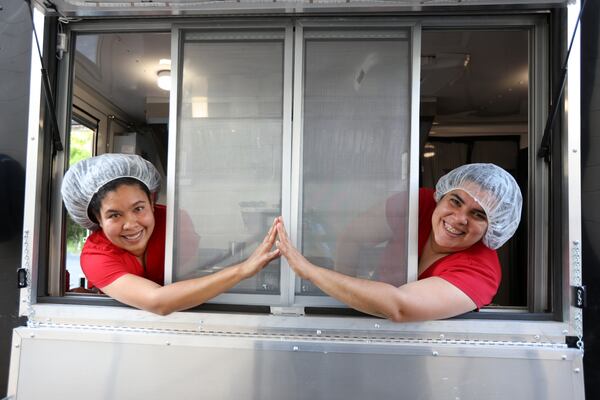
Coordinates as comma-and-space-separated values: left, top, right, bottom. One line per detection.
173, 31, 285, 294
297, 30, 412, 296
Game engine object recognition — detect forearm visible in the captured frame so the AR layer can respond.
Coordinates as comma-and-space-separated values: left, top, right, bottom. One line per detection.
304, 263, 407, 321
150, 217, 280, 314
105, 264, 249, 315
150, 264, 246, 315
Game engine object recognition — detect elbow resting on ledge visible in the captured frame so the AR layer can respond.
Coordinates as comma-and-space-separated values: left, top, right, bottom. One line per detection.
141, 291, 179, 316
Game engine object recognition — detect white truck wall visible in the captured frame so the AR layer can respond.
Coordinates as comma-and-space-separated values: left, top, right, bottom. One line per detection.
0, 1, 32, 396
9, 326, 584, 400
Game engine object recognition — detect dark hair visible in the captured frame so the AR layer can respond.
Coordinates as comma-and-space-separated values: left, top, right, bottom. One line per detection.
87, 177, 152, 224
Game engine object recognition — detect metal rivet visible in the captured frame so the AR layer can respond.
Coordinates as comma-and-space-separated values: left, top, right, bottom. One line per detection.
374, 323, 380, 329
293, 346, 299, 351
439, 334, 445, 340
562, 330, 569, 335
316, 330, 322, 335
574, 368, 580, 373
29, 333, 35, 338
534, 335, 540, 340
432, 351, 439, 356
166, 341, 171, 346
561, 355, 567, 360
572, 149, 578, 153
15, 344, 19, 348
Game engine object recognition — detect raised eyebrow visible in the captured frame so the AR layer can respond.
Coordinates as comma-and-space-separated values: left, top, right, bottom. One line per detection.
474, 208, 487, 217
450, 193, 465, 204
452, 193, 486, 216
470, 202, 487, 216
102, 208, 121, 216
103, 200, 147, 215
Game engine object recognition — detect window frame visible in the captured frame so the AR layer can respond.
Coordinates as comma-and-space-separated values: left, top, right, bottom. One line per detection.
289, 19, 422, 307
418, 16, 551, 315
163, 19, 421, 307
165, 21, 295, 306
36, 13, 574, 337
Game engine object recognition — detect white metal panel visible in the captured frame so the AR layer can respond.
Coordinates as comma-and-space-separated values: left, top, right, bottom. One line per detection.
33, 0, 570, 18
25, 303, 572, 344
565, 0, 583, 342
7, 326, 584, 400
19, 7, 45, 317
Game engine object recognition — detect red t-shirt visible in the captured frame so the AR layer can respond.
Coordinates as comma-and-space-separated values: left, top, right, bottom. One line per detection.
81, 205, 166, 289
384, 188, 501, 309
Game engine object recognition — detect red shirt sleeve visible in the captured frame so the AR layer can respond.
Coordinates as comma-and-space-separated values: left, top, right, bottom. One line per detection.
80, 232, 143, 289
419, 242, 502, 309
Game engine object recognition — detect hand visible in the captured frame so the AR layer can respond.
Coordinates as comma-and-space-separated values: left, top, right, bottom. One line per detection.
275, 217, 314, 280
239, 217, 281, 279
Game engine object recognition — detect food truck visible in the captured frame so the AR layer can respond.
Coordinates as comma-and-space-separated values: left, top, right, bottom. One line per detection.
4, 0, 589, 398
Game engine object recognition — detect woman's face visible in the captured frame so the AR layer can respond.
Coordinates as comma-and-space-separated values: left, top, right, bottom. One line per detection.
97, 184, 155, 257
430, 189, 488, 253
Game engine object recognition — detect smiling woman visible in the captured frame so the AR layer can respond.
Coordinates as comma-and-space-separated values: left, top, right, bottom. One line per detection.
275, 163, 522, 322
61, 153, 281, 315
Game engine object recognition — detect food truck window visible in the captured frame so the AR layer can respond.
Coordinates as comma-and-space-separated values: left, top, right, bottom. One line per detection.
56, 31, 171, 297
171, 29, 286, 299
52, 18, 548, 316
294, 28, 412, 304
168, 25, 415, 307
419, 28, 534, 311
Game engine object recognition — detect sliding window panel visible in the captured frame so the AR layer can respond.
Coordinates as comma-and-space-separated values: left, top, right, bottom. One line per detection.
172, 29, 288, 303
295, 27, 415, 303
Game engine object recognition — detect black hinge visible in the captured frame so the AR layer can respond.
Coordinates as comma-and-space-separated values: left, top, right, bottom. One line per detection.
17, 268, 28, 289
571, 285, 586, 309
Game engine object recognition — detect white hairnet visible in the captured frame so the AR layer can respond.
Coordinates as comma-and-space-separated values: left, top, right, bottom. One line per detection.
434, 163, 522, 250
61, 153, 161, 231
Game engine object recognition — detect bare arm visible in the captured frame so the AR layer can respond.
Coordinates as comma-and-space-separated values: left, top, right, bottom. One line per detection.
101, 218, 280, 315
277, 218, 475, 322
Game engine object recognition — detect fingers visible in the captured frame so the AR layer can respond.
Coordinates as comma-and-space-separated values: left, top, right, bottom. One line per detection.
263, 217, 280, 244
276, 222, 287, 243
268, 218, 279, 241
269, 248, 281, 259
277, 217, 289, 238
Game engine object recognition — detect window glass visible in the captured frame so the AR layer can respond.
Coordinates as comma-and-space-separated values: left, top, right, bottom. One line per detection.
65, 120, 94, 292
174, 32, 285, 294
298, 30, 412, 296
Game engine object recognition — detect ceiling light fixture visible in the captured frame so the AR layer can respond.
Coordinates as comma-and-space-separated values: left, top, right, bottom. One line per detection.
157, 69, 171, 91
423, 143, 436, 158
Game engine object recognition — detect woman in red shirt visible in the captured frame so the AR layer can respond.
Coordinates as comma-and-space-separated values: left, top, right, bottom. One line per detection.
62, 153, 280, 315
275, 163, 522, 322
